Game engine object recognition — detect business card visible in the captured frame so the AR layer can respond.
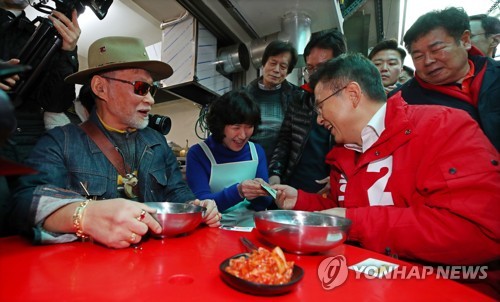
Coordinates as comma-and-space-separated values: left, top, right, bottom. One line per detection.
348, 258, 399, 278
260, 183, 277, 199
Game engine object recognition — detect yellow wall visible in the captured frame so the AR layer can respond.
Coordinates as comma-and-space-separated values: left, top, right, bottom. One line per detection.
150, 100, 205, 149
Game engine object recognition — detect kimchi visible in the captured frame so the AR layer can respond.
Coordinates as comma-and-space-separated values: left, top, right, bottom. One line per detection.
225, 246, 294, 285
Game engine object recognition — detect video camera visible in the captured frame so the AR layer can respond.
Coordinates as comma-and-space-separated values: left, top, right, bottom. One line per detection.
148, 114, 172, 136
8, 0, 113, 107
32, 0, 113, 20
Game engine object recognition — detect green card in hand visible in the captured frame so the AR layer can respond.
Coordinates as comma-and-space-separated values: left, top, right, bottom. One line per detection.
261, 183, 277, 199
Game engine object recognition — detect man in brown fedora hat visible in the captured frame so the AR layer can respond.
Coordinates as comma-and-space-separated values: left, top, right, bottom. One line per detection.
9, 36, 221, 248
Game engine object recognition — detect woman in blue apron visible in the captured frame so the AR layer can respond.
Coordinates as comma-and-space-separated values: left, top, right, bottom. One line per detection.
186, 90, 273, 227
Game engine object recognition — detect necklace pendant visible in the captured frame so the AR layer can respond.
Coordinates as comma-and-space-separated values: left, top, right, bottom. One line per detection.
123, 173, 138, 198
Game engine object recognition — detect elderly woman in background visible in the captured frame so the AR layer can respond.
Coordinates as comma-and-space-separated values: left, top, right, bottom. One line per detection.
186, 90, 273, 227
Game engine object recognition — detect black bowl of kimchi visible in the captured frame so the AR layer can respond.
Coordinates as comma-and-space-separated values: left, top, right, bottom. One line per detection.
219, 251, 304, 296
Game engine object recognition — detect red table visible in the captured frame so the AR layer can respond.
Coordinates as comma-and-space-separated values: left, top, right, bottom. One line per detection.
0, 227, 495, 301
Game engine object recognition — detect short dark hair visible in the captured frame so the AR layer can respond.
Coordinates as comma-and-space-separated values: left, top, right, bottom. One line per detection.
304, 29, 347, 59
402, 65, 415, 77
469, 14, 500, 36
261, 40, 298, 74
403, 7, 470, 53
368, 39, 406, 62
309, 53, 386, 102
206, 90, 261, 143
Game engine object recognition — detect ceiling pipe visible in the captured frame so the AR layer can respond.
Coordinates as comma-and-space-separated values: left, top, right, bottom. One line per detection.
279, 12, 312, 57
183, 11, 312, 76
216, 43, 250, 75
249, 11, 311, 69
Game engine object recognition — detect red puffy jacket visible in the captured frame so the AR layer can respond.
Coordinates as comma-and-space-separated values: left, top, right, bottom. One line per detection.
295, 94, 500, 265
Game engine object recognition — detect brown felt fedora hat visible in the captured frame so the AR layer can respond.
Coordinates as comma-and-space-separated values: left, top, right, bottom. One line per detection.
65, 36, 173, 84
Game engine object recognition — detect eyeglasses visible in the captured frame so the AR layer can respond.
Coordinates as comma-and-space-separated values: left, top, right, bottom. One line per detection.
303, 66, 317, 83
471, 32, 487, 38
100, 76, 158, 97
314, 83, 349, 114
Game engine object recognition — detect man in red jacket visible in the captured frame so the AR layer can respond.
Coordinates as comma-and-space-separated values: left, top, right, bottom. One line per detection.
273, 53, 500, 267
389, 7, 500, 151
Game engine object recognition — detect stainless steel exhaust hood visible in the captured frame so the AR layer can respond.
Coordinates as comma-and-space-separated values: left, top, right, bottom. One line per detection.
130, 0, 401, 104
155, 0, 354, 104
177, 0, 344, 43
177, 0, 344, 72
160, 13, 235, 105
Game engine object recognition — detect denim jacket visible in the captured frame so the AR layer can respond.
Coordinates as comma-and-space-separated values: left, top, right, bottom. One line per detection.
10, 112, 195, 243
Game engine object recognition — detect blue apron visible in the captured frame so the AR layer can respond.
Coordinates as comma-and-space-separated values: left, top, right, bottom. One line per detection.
199, 141, 258, 227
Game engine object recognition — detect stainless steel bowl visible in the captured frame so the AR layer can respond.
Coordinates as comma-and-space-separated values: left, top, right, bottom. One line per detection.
254, 210, 351, 254
145, 202, 205, 238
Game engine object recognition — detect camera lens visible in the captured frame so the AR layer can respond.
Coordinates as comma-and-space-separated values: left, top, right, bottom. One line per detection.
148, 114, 171, 135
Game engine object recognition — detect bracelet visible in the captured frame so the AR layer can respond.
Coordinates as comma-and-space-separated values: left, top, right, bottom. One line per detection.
73, 200, 90, 239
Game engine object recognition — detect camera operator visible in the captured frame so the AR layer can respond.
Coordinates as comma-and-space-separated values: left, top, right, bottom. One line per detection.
0, 0, 80, 197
